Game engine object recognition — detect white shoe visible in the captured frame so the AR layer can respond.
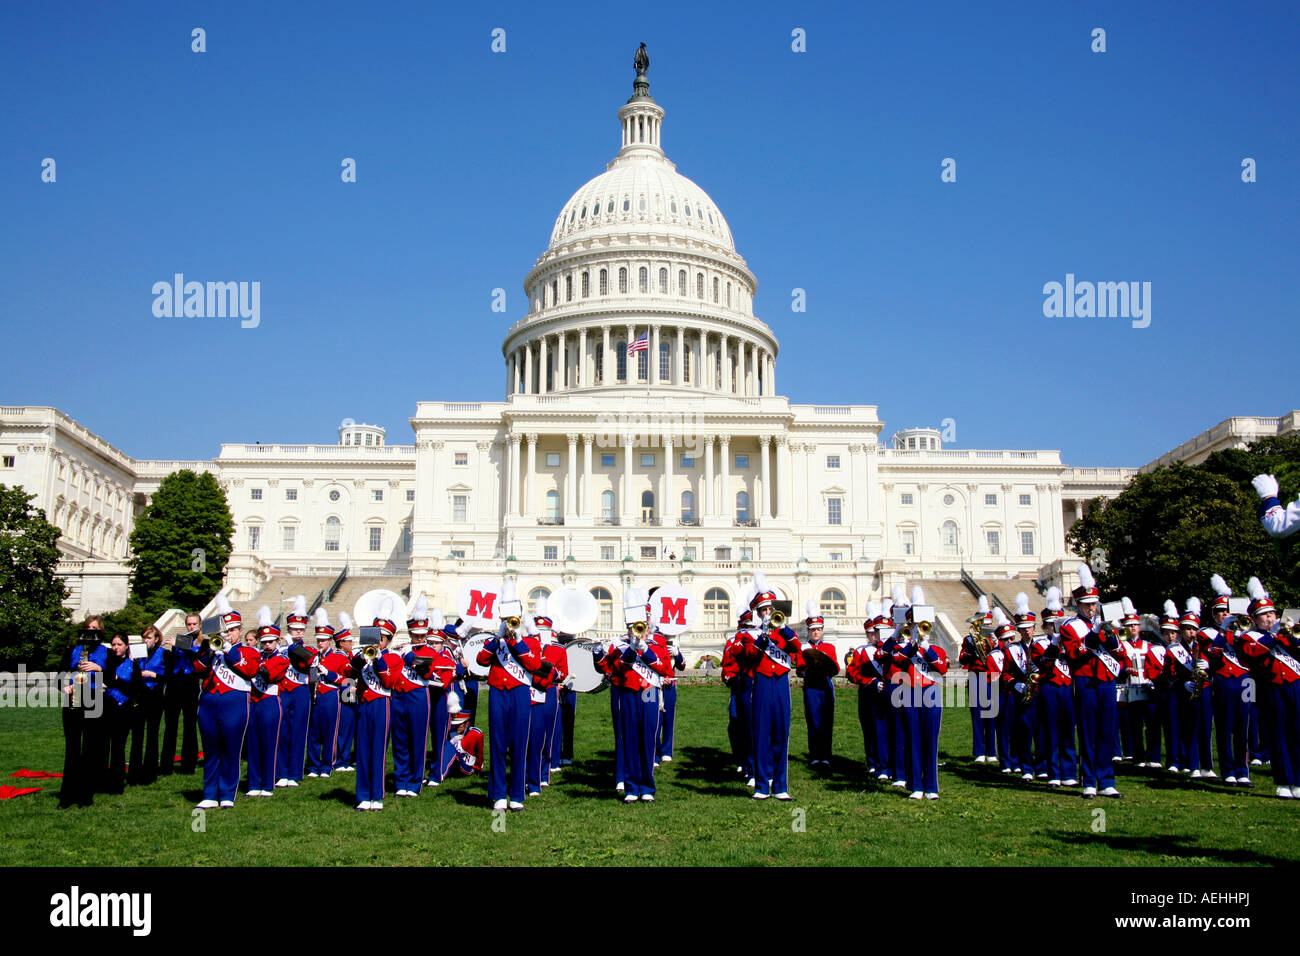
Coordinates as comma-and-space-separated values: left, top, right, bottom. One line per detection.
876, 772, 890, 781
257, 790, 272, 797
1225, 776, 1237, 784
1251, 758, 1263, 766
1191, 770, 1203, 779
285, 779, 299, 788
891, 779, 908, 789
1082, 787, 1097, 798
508, 801, 524, 811
245, 790, 262, 797
493, 799, 508, 811
641, 794, 655, 802
1021, 773, 1034, 781
355, 801, 372, 811
774, 792, 793, 801
746, 777, 756, 789
196, 799, 218, 809
396, 789, 414, 798
1064, 778, 1079, 787
624, 794, 639, 803
974, 755, 987, 764
1204, 770, 1218, 779
275, 778, 291, 788
426, 779, 440, 788
527, 790, 541, 798
924, 792, 939, 800
1101, 787, 1122, 798
370, 801, 383, 810
1112, 756, 1123, 763
1048, 779, 1062, 787
1168, 766, 1180, 774
1277, 787, 1294, 799
987, 757, 999, 766
1036, 773, 1048, 779
751, 791, 769, 800
615, 781, 625, 793
307, 772, 319, 778
908, 791, 923, 800
661, 755, 672, 763
219, 800, 234, 808
540, 780, 550, 788
653, 762, 660, 769
1238, 777, 1252, 787
1135, 762, 1146, 768
338, 765, 354, 772
1001, 767, 1012, 774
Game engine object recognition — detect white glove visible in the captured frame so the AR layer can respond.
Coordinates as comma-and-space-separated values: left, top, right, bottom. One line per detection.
1196, 660, 1209, 672
1252, 474, 1279, 499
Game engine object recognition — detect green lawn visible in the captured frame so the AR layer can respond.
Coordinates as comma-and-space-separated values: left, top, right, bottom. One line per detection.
0, 683, 1292, 866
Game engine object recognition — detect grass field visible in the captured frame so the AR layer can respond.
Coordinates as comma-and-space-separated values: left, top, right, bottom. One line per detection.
0, 683, 1294, 866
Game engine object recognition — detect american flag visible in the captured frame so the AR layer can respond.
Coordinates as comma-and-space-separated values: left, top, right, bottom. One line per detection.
627, 332, 649, 356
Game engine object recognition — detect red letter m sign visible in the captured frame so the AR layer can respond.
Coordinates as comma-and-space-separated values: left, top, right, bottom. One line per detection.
657, 596, 687, 626
466, 589, 496, 619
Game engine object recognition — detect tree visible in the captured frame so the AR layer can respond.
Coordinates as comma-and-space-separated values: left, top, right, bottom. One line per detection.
0, 484, 71, 669
127, 470, 233, 617
1201, 434, 1300, 589
1067, 464, 1290, 613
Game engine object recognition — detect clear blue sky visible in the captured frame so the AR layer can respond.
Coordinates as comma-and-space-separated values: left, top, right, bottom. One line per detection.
2, 0, 1295, 466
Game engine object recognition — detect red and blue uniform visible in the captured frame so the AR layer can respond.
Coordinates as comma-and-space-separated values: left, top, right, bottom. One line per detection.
892, 637, 949, 794
597, 637, 673, 799
308, 648, 351, 776
877, 627, 909, 782
845, 643, 889, 775
478, 629, 543, 806
274, 641, 314, 782
420, 644, 461, 785
351, 650, 401, 805
248, 652, 289, 794
656, 639, 687, 762
1061, 616, 1122, 791
390, 648, 433, 794
740, 624, 802, 797
435, 724, 485, 780
999, 639, 1035, 776
1240, 626, 1300, 790
722, 633, 754, 778
1162, 638, 1204, 772
959, 633, 999, 761
1201, 626, 1250, 779
798, 639, 839, 764
192, 641, 260, 804
526, 642, 568, 793
1030, 635, 1077, 781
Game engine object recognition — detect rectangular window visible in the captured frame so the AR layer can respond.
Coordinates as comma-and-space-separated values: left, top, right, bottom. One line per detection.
902, 531, 915, 555
739, 546, 754, 560
450, 548, 466, 559
543, 545, 559, 560
985, 493, 998, 506
827, 497, 842, 525
659, 347, 670, 382
900, 493, 913, 505
829, 551, 843, 561
546, 452, 561, 467
453, 495, 467, 522
600, 545, 616, 560
641, 453, 655, 467
1, 455, 13, 468
826, 455, 840, 469
601, 453, 615, 467
282, 526, 295, 551
986, 530, 1000, 555
285, 488, 297, 501
250, 488, 263, 501
406, 489, 415, 502
734, 454, 749, 468
247, 526, 260, 550
455, 452, 468, 466
714, 546, 732, 561
1021, 531, 1035, 555
373, 489, 383, 502
368, 527, 382, 551
640, 546, 657, 559
402, 527, 412, 552
1019, 493, 1032, 506
680, 454, 694, 468
683, 546, 696, 561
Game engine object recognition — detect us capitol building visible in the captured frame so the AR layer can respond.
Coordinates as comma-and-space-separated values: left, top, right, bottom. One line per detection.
4, 57, 1294, 650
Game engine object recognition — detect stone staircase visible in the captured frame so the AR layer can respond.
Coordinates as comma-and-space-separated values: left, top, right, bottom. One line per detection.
229, 575, 337, 627
327, 576, 412, 624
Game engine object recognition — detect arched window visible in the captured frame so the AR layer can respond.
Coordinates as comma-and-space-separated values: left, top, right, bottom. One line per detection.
638, 267, 648, 293
324, 516, 341, 552
641, 490, 655, 524
696, 273, 704, 299
820, 588, 847, 618
712, 277, 719, 303
683, 347, 691, 384
616, 343, 627, 381
595, 346, 604, 382
601, 490, 616, 522
528, 587, 551, 614
599, 268, 608, 295
565, 275, 572, 302
545, 490, 560, 522
551, 280, 557, 305
681, 490, 695, 523
703, 587, 731, 628
678, 270, 687, 297
581, 271, 589, 298
618, 267, 628, 293
727, 282, 732, 307
736, 491, 750, 524
658, 268, 668, 294
591, 587, 613, 629
941, 519, 959, 556
659, 342, 670, 381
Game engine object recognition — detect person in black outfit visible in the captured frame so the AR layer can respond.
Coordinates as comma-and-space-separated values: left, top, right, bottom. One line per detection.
59, 616, 110, 809
102, 634, 143, 795
128, 625, 167, 785
159, 613, 201, 775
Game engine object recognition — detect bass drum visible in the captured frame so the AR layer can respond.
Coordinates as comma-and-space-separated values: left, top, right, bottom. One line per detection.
460, 633, 492, 680
565, 641, 608, 693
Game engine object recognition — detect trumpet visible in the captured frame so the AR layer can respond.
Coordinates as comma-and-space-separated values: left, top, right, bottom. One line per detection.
362, 644, 380, 661
504, 615, 522, 634
630, 620, 648, 638
210, 636, 226, 653
769, 609, 786, 629
915, 620, 932, 638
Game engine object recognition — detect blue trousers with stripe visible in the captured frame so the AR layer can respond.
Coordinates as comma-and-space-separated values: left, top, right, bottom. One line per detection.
803, 684, 835, 762
657, 683, 678, 761
1035, 682, 1076, 781
900, 688, 942, 793
427, 689, 452, 783
355, 696, 389, 803
728, 678, 753, 777
969, 673, 996, 759
751, 672, 791, 796
391, 688, 430, 793
307, 690, 340, 775
616, 685, 659, 798
1213, 675, 1248, 779
887, 684, 907, 781
247, 696, 281, 793
1269, 680, 1300, 788
526, 688, 559, 792
488, 684, 531, 803
276, 686, 311, 781
197, 690, 249, 802
335, 696, 356, 768
857, 686, 885, 770
1074, 677, 1117, 789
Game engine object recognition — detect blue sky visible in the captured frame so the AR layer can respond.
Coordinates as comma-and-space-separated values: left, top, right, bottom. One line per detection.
2, 0, 1295, 466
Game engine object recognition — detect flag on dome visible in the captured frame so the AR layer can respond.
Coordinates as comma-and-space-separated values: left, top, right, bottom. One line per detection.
627, 332, 649, 355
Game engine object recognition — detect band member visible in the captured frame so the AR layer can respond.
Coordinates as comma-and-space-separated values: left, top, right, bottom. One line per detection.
994, 608, 1033, 781
102, 634, 142, 795
59, 617, 110, 809
845, 602, 889, 778
1117, 598, 1158, 767
391, 597, 434, 797
656, 633, 686, 765
959, 595, 997, 763
557, 627, 578, 769
422, 610, 463, 788
191, 595, 260, 809
1166, 601, 1209, 777
128, 625, 167, 786
1238, 577, 1300, 798
1013, 594, 1043, 778
274, 595, 313, 788
333, 613, 358, 773
1202, 575, 1251, 785
798, 599, 839, 767
160, 613, 201, 776
432, 710, 485, 781
1060, 563, 1123, 798
722, 589, 757, 786
526, 599, 568, 794
1153, 603, 1182, 771
478, 590, 543, 811
350, 601, 402, 810
1253, 473, 1300, 537
307, 609, 346, 778
1184, 598, 1216, 776
879, 590, 910, 788
892, 586, 947, 799
247, 608, 289, 797
740, 572, 800, 800
1032, 588, 1077, 786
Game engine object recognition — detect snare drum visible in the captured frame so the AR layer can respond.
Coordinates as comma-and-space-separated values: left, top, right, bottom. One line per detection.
564, 641, 608, 693
460, 634, 492, 680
